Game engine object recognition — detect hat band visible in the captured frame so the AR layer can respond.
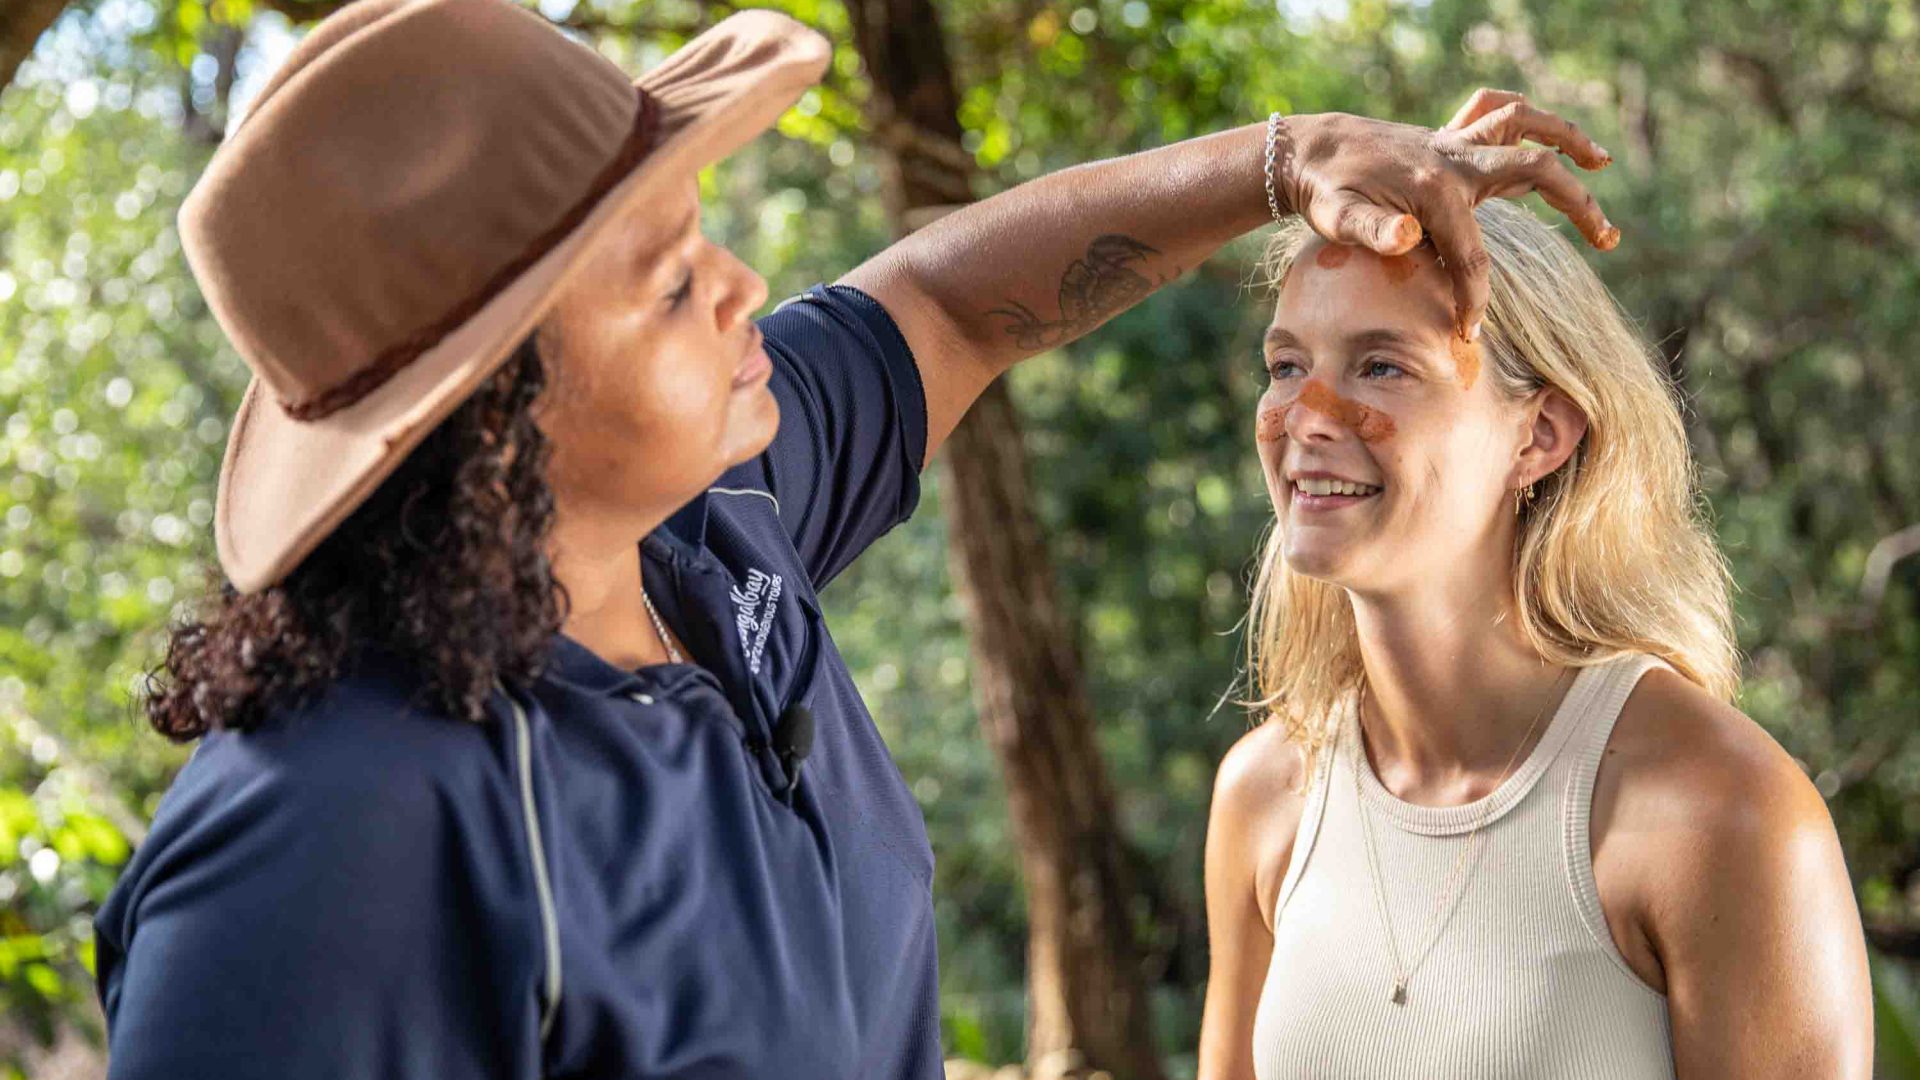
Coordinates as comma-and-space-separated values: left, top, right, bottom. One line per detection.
279, 85, 662, 422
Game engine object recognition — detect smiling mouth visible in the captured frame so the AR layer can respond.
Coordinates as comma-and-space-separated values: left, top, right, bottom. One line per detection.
1292, 478, 1383, 497
1290, 480, 1383, 511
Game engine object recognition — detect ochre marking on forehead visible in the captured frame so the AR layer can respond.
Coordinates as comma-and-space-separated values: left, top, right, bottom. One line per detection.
1313, 244, 1352, 270
1449, 335, 1481, 391
1301, 380, 1396, 442
1379, 253, 1419, 283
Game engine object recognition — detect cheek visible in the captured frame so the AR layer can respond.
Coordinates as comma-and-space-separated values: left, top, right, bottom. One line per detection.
1256, 392, 1288, 444
634, 367, 730, 457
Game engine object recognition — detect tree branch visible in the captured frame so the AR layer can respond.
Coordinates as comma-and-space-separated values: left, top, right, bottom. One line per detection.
0, 0, 70, 96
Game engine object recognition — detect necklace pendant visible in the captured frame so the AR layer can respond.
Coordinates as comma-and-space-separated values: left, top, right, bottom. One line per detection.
1390, 979, 1407, 1005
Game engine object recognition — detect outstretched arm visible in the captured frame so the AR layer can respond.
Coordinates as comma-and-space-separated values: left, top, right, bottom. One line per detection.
838, 89, 1615, 466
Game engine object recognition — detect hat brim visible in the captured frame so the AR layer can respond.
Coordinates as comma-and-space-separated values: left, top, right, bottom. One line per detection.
214, 10, 829, 593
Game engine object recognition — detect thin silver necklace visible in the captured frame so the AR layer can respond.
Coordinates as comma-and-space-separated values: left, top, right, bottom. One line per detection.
639, 585, 683, 665
1350, 668, 1570, 1005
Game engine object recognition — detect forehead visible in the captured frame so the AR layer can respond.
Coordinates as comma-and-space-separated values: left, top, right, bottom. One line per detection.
608, 179, 700, 261
1269, 238, 1454, 348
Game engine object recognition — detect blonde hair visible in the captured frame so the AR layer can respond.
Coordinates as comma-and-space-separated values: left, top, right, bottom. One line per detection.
1244, 200, 1741, 785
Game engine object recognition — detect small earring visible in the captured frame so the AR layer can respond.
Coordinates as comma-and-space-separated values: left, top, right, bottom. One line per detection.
1514, 480, 1536, 515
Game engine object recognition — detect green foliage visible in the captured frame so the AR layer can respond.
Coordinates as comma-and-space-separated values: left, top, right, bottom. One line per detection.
2, 0, 1915, 1074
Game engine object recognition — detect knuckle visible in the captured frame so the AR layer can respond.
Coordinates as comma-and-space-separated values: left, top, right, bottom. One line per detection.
1520, 147, 1557, 173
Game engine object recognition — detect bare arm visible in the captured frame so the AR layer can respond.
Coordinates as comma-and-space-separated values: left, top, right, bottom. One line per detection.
1197, 724, 1305, 1080
838, 90, 1616, 466
1657, 750, 1874, 1078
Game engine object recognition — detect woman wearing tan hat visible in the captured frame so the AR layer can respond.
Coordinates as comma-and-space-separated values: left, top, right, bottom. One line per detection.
90, 1, 1619, 1076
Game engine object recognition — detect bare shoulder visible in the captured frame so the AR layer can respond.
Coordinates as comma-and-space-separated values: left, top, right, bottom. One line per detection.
1606, 664, 1871, 1071
1601, 663, 1841, 954
1210, 721, 1314, 933
1606, 664, 1825, 830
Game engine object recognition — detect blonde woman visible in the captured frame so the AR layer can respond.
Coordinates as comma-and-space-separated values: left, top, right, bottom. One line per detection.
1196, 199, 1873, 1078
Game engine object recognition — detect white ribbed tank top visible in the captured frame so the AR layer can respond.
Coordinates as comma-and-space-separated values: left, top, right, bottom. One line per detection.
1251, 652, 1677, 1079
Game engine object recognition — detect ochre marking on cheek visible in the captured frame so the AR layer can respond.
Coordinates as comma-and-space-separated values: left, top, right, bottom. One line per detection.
1256, 405, 1288, 443
1449, 335, 1481, 391
1299, 379, 1396, 442
1313, 244, 1352, 270
1379, 254, 1419, 283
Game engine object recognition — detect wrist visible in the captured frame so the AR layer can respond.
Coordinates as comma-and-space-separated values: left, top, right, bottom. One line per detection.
1261, 111, 1313, 221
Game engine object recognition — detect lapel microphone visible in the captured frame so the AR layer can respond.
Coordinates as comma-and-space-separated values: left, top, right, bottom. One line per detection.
773, 704, 814, 805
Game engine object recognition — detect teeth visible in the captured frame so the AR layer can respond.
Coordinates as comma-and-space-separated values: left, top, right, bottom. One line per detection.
1297, 477, 1382, 497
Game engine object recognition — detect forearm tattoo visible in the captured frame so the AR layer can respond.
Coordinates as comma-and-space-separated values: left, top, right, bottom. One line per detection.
986, 234, 1166, 351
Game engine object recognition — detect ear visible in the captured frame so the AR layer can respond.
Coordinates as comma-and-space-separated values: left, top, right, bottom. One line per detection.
1514, 385, 1588, 486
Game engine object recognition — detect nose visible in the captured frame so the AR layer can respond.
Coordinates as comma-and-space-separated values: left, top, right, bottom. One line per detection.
1284, 380, 1347, 443
715, 245, 769, 330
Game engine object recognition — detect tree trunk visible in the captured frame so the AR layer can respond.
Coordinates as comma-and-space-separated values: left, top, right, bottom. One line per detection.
0, 0, 70, 96
838, 3, 1165, 1078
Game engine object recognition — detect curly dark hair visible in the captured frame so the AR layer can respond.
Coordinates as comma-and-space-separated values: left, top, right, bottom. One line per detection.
144, 334, 572, 739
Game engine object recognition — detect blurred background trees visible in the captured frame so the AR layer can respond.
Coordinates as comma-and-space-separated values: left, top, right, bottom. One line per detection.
1, 0, 1916, 1076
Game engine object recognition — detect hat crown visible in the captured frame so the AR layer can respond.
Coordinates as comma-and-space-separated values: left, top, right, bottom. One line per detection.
179, 0, 643, 412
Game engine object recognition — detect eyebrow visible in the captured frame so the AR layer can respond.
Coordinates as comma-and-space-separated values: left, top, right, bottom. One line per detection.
1263, 327, 1430, 353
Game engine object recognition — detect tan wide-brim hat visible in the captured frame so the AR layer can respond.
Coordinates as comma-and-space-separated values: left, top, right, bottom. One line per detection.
187, 0, 829, 593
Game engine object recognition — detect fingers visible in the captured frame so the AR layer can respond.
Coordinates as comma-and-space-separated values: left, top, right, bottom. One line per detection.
1304, 189, 1424, 256
1481, 146, 1620, 250
1425, 195, 1490, 340
1445, 88, 1525, 133
1457, 99, 1611, 171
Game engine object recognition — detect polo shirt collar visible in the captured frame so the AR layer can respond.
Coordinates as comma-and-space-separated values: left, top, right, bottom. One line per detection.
542, 490, 716, 700
662, 490, 709, 549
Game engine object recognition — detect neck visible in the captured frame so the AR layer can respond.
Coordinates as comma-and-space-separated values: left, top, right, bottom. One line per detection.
1347, 574, 1572, 804
547, 502, 677, 671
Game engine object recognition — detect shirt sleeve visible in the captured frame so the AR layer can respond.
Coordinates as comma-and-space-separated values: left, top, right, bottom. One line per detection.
92, 713, 544, 1080
752, 283, 929, 590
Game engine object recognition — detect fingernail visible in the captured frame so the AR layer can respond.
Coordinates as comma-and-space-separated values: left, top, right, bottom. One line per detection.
1468, 320, 1482, 342
1600, 220, 1621, 249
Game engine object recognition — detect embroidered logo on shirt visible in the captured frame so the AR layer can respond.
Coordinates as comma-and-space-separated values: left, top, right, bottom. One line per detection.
730, 567, 784, 676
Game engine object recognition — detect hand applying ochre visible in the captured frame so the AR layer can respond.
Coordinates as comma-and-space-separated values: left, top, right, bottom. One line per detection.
1270, 88, 1617, 343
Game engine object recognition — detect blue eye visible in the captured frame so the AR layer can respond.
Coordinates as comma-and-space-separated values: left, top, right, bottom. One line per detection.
1363, 358, 1405, 378
1265, 355, 1300, 379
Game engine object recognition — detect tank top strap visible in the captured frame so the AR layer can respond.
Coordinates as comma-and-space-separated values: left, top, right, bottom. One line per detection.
1270, 695, 1348, 926
1561, 651, 1678, 994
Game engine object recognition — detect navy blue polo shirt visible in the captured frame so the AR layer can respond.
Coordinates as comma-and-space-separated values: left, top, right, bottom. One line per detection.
93, 284, 942, 1079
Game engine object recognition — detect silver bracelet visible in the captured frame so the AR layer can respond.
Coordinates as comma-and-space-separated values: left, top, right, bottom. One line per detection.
1263, 110, 1288, 224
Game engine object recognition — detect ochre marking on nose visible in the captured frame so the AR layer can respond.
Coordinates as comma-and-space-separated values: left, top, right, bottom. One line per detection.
1299, 380, 1396, 442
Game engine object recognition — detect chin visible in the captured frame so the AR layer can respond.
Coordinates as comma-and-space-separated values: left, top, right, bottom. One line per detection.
1281, 537, 1356, 586
722, 385, 781, 466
